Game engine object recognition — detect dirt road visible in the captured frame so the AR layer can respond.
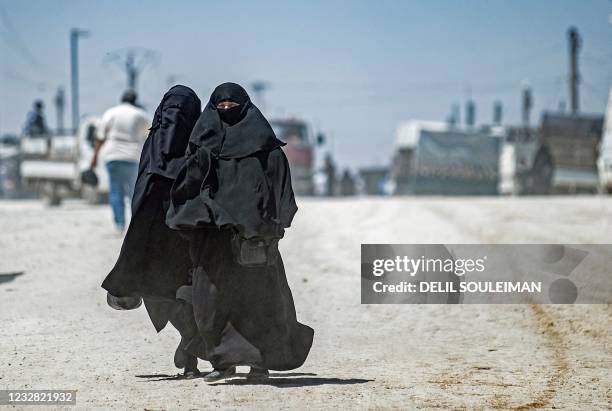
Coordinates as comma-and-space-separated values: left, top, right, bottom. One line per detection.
0, 197, 610, 409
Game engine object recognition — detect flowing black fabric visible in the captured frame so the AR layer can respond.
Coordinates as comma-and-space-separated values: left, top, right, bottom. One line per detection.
165, 82, 313, 370
187, 229, 314, 371
101, 85, 201, 332
166, 82, 293, 239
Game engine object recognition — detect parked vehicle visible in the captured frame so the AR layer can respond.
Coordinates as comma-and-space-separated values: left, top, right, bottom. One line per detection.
540, 112, 603, 194
359, 166, 390, 195
20, 117, 109, 205
597, 87, 612, 193
270, 117, 321, 196
503, 127, 553, 195
0, 134, 22, 198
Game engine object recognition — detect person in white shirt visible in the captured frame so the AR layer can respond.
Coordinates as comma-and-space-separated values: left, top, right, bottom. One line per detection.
91, 90, 150, 231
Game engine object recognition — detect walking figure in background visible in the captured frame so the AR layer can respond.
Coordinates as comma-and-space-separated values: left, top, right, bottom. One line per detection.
24, 100, 49, 137
91, 90, 150, 232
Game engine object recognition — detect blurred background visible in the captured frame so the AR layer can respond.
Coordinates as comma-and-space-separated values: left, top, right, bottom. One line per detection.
1, 4, 611, 407
0, 0, 610, 202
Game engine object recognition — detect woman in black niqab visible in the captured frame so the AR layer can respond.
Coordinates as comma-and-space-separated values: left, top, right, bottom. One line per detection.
166, 82, 314, 381
101, 85, 204, 376
167, 82, 295, 237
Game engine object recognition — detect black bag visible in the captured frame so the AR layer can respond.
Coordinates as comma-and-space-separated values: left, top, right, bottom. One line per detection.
81, 168, 99, 187
231, 231, 279, 267
106, 292, 142, 310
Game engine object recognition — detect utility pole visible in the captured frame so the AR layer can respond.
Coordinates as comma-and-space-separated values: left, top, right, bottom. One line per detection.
521, 83, 532, 127
493, 101, 503, 126
54, 86, 65, 134
70, 28, 89, 133
568, 26, 581, 114
126, 52, 137, 90
465, 99, 475, 128
105, 48, 159, 94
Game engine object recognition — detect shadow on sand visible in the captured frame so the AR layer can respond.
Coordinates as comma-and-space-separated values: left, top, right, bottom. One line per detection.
210, 377, 372, 388
0, 271, 24, 284
135, 372, 372, 387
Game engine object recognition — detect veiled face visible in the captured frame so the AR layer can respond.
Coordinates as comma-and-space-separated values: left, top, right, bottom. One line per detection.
211, 83, 250, 107
211, 83, 251, 126
216, 100, 240, 110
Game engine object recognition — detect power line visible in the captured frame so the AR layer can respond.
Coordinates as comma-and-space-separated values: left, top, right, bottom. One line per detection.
0, 4, 67, 82
1, 69, 49, 90
0, 5, 40, 69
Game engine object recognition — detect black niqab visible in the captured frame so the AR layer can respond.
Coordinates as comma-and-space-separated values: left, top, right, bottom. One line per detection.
166, 82, 297, 239
213, 82, 249, 126
188, 82, 284, 159
144, 85, 202, 177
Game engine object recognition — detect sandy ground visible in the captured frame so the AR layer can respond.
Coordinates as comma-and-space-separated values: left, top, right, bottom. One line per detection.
0, 196, 610, 410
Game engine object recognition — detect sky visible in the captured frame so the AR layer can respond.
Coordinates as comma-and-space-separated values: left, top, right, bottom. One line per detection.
1, 0, 610, 169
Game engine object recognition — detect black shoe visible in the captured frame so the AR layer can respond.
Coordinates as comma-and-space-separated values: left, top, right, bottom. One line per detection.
174, 338, 191, 369
203, 366, 236, 382
182, 365, 200, 379
246, 367, 269, 381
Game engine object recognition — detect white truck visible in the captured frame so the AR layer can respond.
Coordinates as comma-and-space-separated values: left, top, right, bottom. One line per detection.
597, 87, 612, 193
20, 117, 109, 205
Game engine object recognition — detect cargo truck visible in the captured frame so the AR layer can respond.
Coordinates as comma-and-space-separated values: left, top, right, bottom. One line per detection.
20, 117, 109, 205
269, 117, 319, 196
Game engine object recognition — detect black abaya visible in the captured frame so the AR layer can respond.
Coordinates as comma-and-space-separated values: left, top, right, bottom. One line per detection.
101, 85, 201, 332
166, 83, 314, 370
188, 228, 313, 370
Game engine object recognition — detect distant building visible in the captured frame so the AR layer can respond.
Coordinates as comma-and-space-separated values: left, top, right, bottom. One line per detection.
391, 120, 502, 196
359, 166, 389, 195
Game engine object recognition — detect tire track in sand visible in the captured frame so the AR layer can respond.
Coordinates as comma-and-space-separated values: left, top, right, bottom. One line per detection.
515, 304, 570, 410
423, 204, 571, 409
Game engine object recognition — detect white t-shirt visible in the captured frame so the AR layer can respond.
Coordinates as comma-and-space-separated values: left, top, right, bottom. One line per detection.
97, 103, 150, 163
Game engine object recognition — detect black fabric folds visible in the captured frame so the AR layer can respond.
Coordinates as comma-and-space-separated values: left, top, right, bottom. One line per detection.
166, 82, 296, 239
165, 83, 313, 371
101, 83, 312, 370
187, 229, 314, 371
101, 85, 201, 331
